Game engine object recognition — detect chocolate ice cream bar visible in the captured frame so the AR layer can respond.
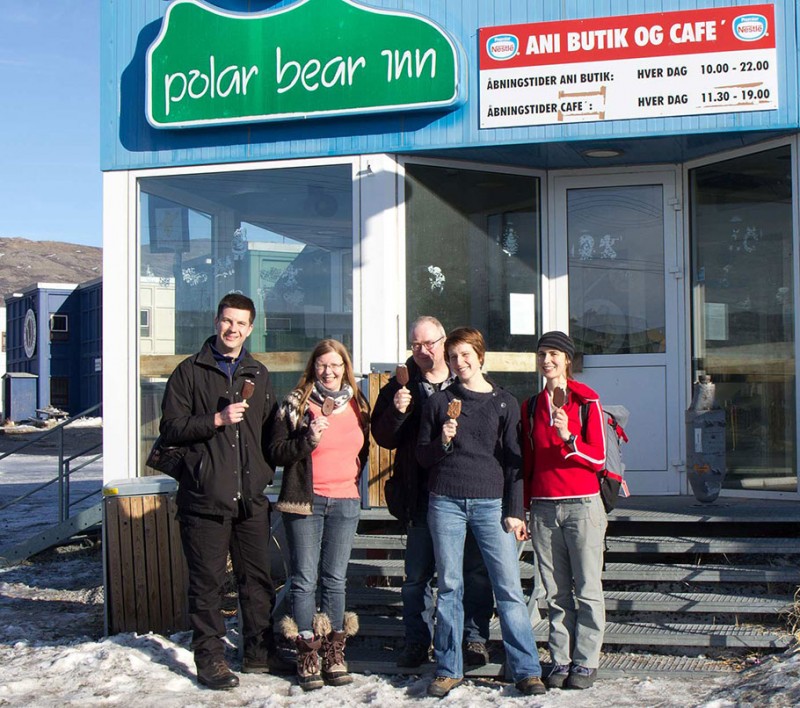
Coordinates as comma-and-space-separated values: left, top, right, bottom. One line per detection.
552, 386, 567, 409
446, 398, 462, 419
241, 379, 255, 400
396, 364, 409, 386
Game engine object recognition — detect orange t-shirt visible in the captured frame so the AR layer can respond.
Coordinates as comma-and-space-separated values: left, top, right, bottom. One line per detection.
309, 399, 363, 499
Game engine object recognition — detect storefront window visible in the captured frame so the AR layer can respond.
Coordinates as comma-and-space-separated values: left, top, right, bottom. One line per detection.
568, 185, 666, 354
405, 163, 540, 400
690, 146, 795, 492
138, 165, 353, 472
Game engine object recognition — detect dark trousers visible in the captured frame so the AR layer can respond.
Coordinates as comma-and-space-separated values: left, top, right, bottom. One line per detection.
179, 503, 276, 665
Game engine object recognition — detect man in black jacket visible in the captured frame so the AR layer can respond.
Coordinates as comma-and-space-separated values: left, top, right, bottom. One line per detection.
159, 293, 282, 689
371, 316, 493, 668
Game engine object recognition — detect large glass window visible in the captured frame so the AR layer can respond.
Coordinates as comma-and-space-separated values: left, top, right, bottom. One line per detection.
690, 146, 795, 492
138, 165, 353, 472
405, 164, 540, 400
568, 185, 666, 354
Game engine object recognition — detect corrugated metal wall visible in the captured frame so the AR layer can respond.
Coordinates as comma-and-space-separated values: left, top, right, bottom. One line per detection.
101, 0, 799, 170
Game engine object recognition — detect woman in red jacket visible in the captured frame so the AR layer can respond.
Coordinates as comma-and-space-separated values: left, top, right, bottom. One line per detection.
521, 331, 607, 691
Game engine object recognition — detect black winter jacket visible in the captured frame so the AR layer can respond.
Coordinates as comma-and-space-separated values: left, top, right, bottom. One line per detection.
370, 358, 452, 523
159, 336, 277, 517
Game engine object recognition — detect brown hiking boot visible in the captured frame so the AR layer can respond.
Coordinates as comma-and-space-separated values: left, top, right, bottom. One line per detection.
196, 657, 239, 690
463, 641, 489, 667
427, 676, 463, 698
318, 612, 359, 686
516, 675, 546, 696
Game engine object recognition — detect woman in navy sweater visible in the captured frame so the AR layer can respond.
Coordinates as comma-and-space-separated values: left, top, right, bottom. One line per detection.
417, 327, 544, 699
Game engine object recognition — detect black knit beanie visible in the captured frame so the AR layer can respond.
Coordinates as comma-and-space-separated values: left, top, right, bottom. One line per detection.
536, 331, 576, 359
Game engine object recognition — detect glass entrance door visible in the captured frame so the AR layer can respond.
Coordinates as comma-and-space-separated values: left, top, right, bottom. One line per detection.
690, 145, 796, 494
553, 171, 683, 495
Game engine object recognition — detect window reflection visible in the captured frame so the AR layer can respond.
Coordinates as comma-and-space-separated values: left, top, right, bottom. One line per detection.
404, 164, 540, 401
568, 185, 666, 355
690, 146, 795, 491
138, 165, 354, 473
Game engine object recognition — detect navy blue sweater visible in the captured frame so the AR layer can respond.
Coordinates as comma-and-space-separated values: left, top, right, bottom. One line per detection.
416, 382, 524, 520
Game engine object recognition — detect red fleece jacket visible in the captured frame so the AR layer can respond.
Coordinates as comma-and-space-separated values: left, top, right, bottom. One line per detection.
521, 379, 606, 506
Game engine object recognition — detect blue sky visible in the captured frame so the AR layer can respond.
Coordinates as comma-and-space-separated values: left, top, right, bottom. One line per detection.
0, 1, 101, 248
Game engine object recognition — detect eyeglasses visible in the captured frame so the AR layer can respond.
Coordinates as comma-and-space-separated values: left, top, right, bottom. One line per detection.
315, 362, 345, 372
411, 336, 444, 352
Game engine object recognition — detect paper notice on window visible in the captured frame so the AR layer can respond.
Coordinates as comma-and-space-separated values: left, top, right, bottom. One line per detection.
705, 302, 728, 341
510, 293, 536, 335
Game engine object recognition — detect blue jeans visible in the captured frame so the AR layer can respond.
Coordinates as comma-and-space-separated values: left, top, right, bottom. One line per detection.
283, 494, 361, 633
428, 494, 541, 681
402, 508, 493, 646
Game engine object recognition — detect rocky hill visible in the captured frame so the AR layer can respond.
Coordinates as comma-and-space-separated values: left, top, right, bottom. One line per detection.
0, 238, 102, 305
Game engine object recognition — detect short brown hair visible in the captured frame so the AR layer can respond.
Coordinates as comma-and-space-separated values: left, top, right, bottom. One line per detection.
216, 293, 256, 324
445, 327, 486, 366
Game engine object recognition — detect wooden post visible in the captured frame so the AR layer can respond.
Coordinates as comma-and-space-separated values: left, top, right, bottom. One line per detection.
367, 372, 395, 508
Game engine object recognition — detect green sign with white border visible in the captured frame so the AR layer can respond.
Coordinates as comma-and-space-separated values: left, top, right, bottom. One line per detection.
146, 0, 464, 128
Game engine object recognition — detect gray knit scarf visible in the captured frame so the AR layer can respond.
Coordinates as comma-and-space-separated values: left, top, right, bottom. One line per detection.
310, 380, 354, 411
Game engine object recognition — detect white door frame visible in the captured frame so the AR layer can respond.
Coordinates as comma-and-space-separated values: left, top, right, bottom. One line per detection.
547, 166, 687, 495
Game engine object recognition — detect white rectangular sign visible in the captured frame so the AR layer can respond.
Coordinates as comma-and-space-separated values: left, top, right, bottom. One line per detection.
479, 4, 777, 129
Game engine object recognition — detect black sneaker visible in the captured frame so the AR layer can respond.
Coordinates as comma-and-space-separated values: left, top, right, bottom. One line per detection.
463, 641, 489, 667
566, 665, 597, 689
545, 663, 571, 689
196, 658, 239, 690
396, 642, 430, 668
516, 676, 547, 696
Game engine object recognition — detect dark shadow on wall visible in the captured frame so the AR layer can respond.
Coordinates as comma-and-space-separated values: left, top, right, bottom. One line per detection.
118, 3, 454, 154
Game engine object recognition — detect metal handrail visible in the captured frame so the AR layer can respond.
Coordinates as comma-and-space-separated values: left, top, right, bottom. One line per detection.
0, 402, 101, 462
0, 403, 103, 524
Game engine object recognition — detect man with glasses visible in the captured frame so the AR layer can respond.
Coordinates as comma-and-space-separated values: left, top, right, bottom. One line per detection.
371, 316, 494, 668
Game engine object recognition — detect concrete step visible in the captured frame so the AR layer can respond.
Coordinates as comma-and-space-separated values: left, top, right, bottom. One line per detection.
345, 646, 741, 678
358, 498, 800, 525
346, 585, 793, 614
354, 615, 792, 648
352, 533, 800, 555
346, 558, 800, 583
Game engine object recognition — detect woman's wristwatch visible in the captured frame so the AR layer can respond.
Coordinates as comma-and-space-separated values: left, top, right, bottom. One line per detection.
566, 433, 576, 447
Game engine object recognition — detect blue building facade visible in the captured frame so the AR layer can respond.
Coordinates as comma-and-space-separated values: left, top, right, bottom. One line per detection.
102, 0, 800, 500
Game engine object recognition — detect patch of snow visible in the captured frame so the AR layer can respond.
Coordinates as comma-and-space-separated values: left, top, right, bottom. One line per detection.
1, 449, 798, 706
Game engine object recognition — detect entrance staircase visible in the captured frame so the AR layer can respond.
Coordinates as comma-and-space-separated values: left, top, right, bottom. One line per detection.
340, 497, 800, 679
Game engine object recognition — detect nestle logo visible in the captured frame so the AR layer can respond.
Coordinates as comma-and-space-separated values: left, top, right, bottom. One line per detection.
733, 14, 767, 41
486, 34, 518, 61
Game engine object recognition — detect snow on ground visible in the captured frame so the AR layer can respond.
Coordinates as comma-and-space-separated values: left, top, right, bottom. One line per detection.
1, 427, 799, 706
2, 540, 798, 706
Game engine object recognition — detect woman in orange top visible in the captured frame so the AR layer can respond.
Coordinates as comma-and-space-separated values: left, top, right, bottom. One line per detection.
269, 339, 369, 692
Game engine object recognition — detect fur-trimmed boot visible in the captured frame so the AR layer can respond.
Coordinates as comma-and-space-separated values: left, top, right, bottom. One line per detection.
278, 616, 323, 692
318, 611, 359, 686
